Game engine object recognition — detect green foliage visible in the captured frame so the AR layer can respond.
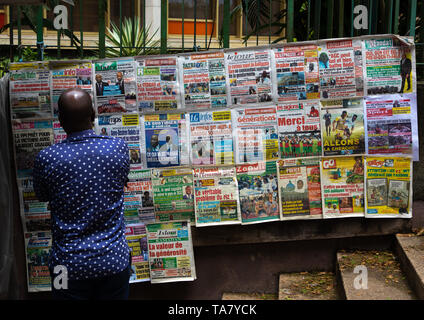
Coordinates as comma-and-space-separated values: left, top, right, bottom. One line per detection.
105, 17, 160, 57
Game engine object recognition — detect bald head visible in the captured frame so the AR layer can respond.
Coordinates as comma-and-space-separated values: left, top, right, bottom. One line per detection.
58, 88, 94, 134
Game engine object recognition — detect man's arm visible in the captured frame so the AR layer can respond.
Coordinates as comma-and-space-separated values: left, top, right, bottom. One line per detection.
33, 151, 50, 202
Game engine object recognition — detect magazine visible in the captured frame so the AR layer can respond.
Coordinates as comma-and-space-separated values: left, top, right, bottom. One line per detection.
125, 223, 150, 283
25, 231, 52, 292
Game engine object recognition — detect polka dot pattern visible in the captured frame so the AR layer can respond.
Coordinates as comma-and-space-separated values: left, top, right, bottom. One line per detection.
33, 129, 130, 280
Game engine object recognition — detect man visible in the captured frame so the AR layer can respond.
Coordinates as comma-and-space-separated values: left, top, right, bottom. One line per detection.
183, 185, 194, 200
95, 74, 109, 96
33, 88, 131, 300
399, 51, 412, 93
147, 134, 160, 152
116, 71, 125, 94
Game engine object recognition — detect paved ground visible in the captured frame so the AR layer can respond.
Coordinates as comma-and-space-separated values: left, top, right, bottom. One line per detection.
222, 293, 277, 300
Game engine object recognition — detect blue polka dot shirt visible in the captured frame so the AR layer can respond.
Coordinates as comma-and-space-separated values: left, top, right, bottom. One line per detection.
33, 129, 130, 280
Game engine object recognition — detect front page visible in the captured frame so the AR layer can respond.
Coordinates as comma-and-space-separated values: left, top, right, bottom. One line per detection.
125, 223, 150, 283
365, 156, 412, 218
321, 156, 365, 218
193, 166, 241, 227
146, 221, 196, 284
25, 231, 52, 292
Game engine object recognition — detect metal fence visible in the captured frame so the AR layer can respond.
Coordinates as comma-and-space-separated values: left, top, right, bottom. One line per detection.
1, 0, 423, 78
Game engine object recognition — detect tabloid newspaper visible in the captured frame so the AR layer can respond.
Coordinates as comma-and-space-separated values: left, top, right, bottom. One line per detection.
93, 58, 137, 114
189, 110, 234, 165
193, 166, 241, 227
151, 168, 195, 223
320, 156, 365, 218
9, 62, 51, 119
225, 49, 273, 106
50, 61, 93, 117
135, 56, 181, 112
363, 37, 416, 95
277, 158, 323, 220
18, 178, 51, 233
12, 120, 53, 178
124, 169, 155, 225
272, 44, 320, 102
232, 106, 279, 164
277, 101, 322, 158
365, 93, 418, 161
146, 221, 196, 284
236, 161, 280, 224
53, 120, 67, 144
142, 113, 189, 168
318, 39, 364, 99
25, 231, 52, 292
320, 98, 365, 156
125, 223, 150, 283
95, 113, 145, 170
365, 156, 412, 218
179, 51, 227, 109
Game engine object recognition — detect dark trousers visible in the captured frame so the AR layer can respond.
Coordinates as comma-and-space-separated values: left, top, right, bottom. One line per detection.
51, 263, 131, 300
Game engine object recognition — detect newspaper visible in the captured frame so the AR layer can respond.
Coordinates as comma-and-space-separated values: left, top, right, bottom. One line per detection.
12, 120, 53, 178
53, 120, 67, 144
124, 169, 155, 225
125, 223, 150, 283
320, 156, 365, 218
318, 38, 364, 99
50, 61, 93, 117
18, 178, 51, 233
363, 37, 416, 95
236, 161, 280, 224
142, 113, 189, 168
93, 58, 137, 114
365, 156, 412, 218
9, 62, 51, 119
151, 168, 195, 222
193, 166, 241, 227
135, 56, 181, 112
233, 106, 279, 163
95, 113, 145, 170
320, 98, 365, 156
277, 158, 323, 220
146, 221, 196, 284
179, 51, 227, 109
272, 44, 320, 102
365, 93, 418, 161
277, 101, 322, 158
189, 110, 234, 165
24, 231, 52, 292
225, 48, 273, 106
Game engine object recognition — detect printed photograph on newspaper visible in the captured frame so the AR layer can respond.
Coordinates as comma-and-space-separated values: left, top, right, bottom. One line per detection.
321, 156, 365, 218
278, 157, 322, 220
50, 61, 93, 117
9, 62, 51, 119
151, 168, 195, 223
13, 120, 53, 178
365, 93, 418, 161
136, 56, 180, 112
93, 58, 137, 114
277, 101, 322, 158
189, 110, 234, 165
193, 166, 241, 227
124, 169, 155, 225
18, 178, 51, 233
272, 44, 319, 102
25, 231, 52, 292
233, 106, 279, 163
365, 156, 412, 218
142, 113, 189, 168
320, 98, 365, 156
146, 221, 196, 284
95, 113, 145, 170
363, 37, 416, 95
236, 161, 280, 224
225, 49, 273, 106
179, 51, 227, 109
125, 223, 150, 283
318, 38, 364, 99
